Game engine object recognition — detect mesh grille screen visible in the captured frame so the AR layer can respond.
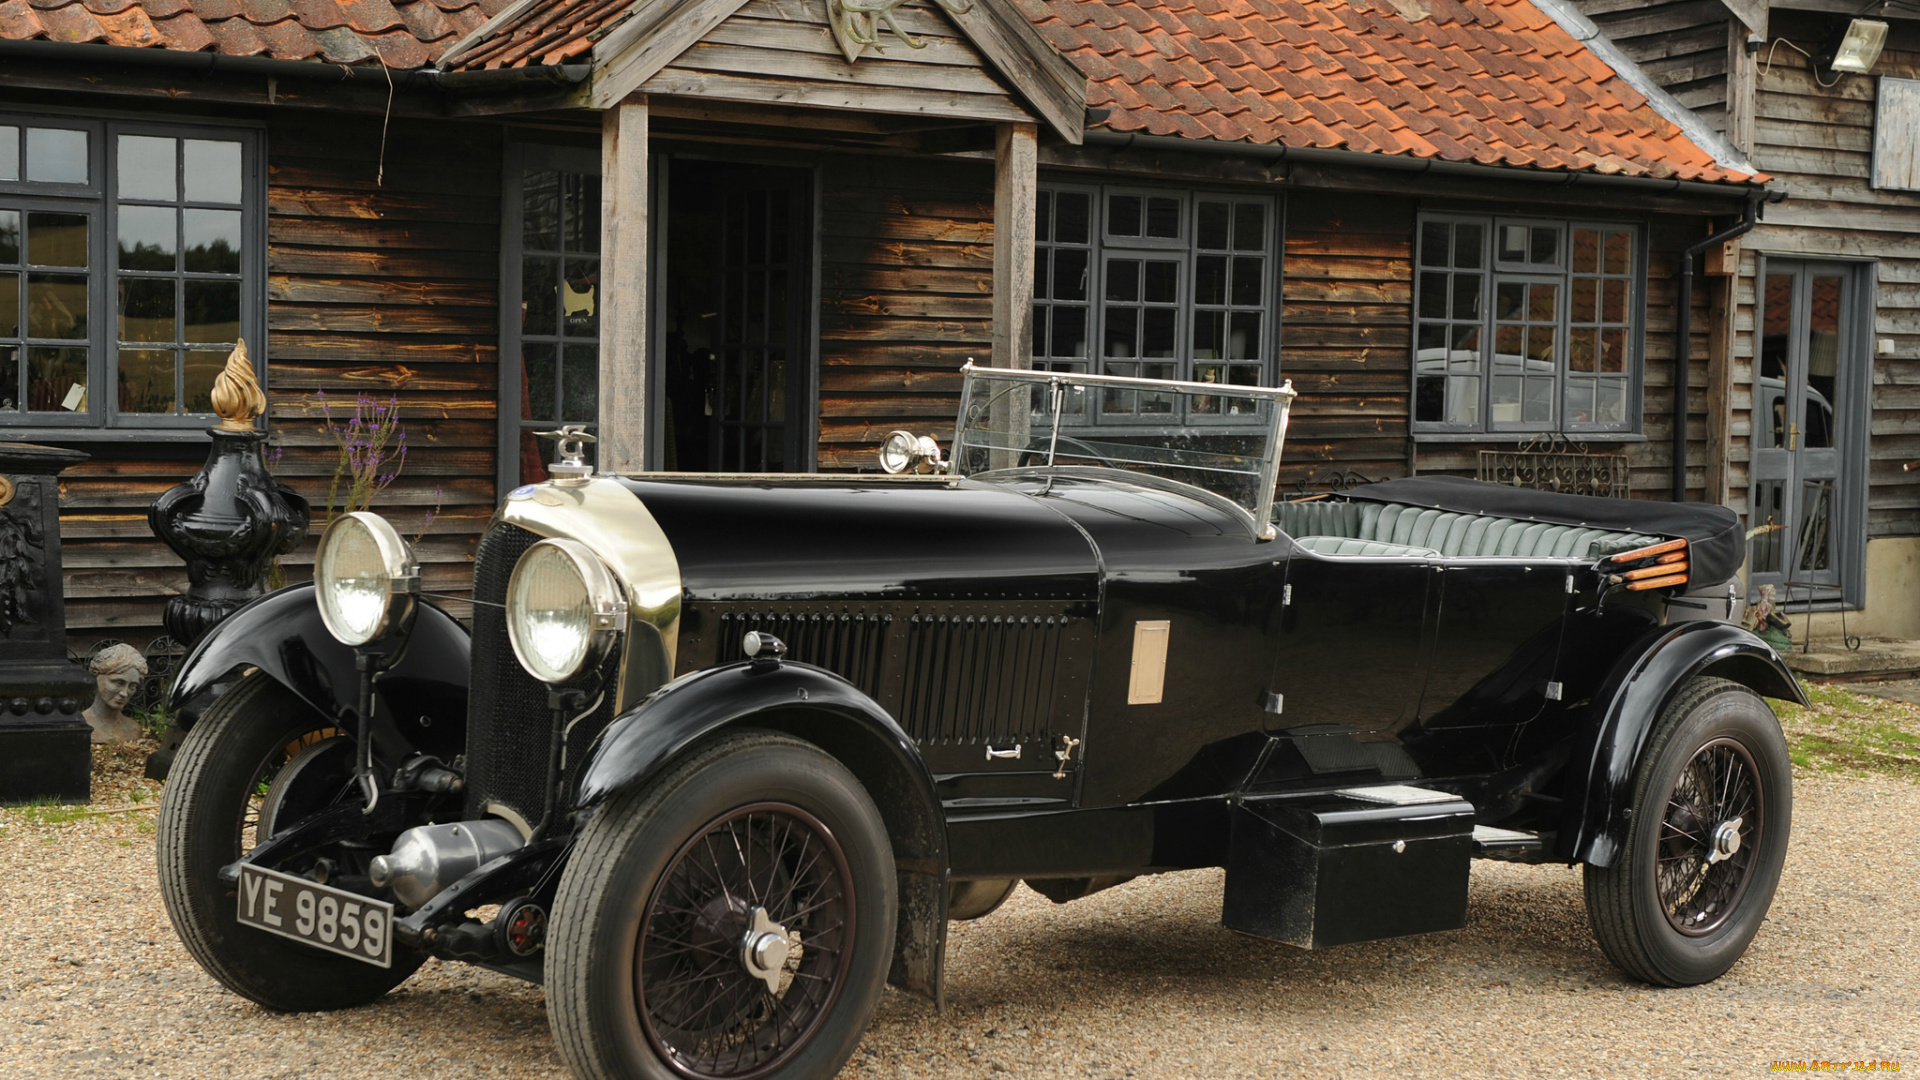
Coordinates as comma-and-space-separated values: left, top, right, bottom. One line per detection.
465, 522, 619, 826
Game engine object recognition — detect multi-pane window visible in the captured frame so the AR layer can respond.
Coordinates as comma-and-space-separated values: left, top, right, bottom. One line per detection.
1033, 188, 1092, 374
0, 118, 259, 430
503, 144, 600, 487
1414, 215, 1641, 435
1032, 184, 1277, 425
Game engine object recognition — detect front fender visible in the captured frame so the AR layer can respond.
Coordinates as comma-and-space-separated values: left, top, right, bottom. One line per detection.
576, 660, 951, 1005
1560, 620, 1805, 867
577, 661, 936, 818
164, 582, 470, 764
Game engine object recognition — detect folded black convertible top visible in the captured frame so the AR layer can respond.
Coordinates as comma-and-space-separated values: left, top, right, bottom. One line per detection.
1343, 476, 1744, 586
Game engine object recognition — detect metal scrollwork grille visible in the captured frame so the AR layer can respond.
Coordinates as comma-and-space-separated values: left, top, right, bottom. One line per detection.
1477, 435, 1629, 499
1288, 469, 1388, 497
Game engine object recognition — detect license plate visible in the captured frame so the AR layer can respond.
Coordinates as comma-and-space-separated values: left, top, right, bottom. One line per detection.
237, 864, 394, 969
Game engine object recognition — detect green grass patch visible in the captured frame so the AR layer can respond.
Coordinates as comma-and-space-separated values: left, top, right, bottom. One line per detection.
9, 801, 93, 826
1774, 681, 1920, 783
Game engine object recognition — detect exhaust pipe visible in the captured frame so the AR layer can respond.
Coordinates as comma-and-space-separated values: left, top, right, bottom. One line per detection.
370, 820, 526, 908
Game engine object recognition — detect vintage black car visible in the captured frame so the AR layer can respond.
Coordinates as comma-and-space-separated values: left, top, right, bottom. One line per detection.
156, 364, 1802, 1080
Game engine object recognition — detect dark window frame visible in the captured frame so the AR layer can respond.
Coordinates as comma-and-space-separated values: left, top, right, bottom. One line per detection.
498, 138, 603, 494
1033, 179, 1282, 433
0, 112, 264, 438
1412, 212, 1646, 438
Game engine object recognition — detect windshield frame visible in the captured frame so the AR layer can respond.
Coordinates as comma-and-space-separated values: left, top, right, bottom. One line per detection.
953, 362, 1297, 538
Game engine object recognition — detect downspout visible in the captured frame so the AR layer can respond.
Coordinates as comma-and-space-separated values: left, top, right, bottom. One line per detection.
1672, 197, 1762, 503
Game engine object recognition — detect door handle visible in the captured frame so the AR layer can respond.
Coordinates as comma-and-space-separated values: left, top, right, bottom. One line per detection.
985, 744, 1022, 761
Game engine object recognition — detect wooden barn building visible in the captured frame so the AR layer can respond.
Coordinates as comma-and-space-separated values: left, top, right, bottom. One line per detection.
0, 0, 1771, 643
1565, 0, 1920, 648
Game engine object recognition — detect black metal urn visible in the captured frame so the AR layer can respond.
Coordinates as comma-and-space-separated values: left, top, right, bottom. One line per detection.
0, 442, 95, 804
147, 342, 309, 646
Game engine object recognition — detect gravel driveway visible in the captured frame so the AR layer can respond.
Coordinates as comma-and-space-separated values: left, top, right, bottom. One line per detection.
2, 746, 1914, 1079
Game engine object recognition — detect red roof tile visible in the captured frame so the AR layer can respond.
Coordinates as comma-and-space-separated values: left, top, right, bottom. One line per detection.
0, 0, 505, 60
0, 0, 1757, 184
1032, 0, 1759, 181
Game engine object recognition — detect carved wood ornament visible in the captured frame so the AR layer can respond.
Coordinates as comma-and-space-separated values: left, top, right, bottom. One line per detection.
828, 0, 973, 64
210, 338, 266, 432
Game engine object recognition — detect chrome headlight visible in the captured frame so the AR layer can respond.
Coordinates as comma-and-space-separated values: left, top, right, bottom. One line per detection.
506, 538, 629, 684
314, 512, 418, 647
878, 430, 946, 475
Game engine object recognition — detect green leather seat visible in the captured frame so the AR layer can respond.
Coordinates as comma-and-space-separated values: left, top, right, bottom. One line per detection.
1275, 500, 1662, 561
1292, 536, 1440, 558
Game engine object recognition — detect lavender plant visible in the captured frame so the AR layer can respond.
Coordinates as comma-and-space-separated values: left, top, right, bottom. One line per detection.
316, 390, 442, 542
319, 390, 408, 523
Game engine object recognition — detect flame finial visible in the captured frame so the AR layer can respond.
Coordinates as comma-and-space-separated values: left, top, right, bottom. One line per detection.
210, 339, 266, 432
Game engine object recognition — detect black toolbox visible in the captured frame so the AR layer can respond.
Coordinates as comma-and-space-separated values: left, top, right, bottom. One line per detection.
1223, 785, 1474, 949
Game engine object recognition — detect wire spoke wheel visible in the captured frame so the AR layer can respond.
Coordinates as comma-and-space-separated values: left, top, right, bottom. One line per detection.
635, 803, 855, 1080
1656, 737, 1763, 936
239, 728, 348, 855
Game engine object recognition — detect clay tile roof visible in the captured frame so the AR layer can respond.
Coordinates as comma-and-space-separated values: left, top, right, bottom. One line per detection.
1029, 0, 1762, 183
0, 0, 509, 62
0, 0, 1759, 184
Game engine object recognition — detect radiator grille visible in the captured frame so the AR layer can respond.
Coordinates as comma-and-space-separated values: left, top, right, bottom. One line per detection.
716, 610, 890, 698
901, 614, 1068, 745
465, 522, 620, 826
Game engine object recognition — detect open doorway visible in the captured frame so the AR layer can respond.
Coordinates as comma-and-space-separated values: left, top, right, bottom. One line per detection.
660, 159, 814, 472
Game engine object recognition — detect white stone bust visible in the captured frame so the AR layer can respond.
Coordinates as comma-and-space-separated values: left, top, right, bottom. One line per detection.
83, 644, 148, 745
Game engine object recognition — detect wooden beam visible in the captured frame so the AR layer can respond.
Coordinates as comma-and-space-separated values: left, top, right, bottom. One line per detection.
1725, 20, 1758, 157
1706, 273, 1735, 508
942, 0, 1087, 144
590, 0, 755, 110
992, 122, 1037, 371
600, 97, 650, 473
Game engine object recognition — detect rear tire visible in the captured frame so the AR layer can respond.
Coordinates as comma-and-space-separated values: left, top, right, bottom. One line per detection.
549, 730, 896, 1080
1584, 676, 1791, 986
157, 673, 423, 1011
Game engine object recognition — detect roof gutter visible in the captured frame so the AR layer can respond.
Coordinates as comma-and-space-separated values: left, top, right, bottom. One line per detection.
1083, 129, 1777, 201
0, 39, 587, 93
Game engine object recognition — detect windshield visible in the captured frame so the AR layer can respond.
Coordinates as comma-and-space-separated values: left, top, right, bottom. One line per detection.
952, 363, 1296, 530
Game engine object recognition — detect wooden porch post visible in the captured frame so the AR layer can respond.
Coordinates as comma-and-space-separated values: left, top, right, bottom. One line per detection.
600, 96, 649, 473
993, 122, 1038, 369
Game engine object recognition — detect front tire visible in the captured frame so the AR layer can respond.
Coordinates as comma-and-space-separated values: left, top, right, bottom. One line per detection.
549, 731, 896, 1080
1584, 676, 1792, 986
157, 673, 424, 1011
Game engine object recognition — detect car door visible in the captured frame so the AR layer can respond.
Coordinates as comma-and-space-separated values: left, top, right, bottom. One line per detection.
1413, 560, 1571, 755
1265, 552, 1435, 735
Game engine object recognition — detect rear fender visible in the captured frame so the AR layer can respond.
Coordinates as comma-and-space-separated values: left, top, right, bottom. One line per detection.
576, 661, 950, 1005
1559, 620, 1805, 867
163, 583, 470, 767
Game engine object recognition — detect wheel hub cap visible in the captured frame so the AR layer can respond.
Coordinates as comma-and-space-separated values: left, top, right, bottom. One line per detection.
1708, 817, 1743, 864
740, 906, 791, 994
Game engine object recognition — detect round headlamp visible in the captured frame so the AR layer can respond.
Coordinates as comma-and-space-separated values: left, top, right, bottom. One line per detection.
314, 512, 418, 647
506, 538, 629, 684
878, 430, 945, 475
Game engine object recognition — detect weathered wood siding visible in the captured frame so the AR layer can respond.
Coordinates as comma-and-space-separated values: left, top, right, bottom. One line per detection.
1278, 191, 1413, 489
1734, 12, 1920, 537
816, 153, 996, 469
1570, 0, 1733, 134
61, 112, 500, 637
641, 0, 1030, 125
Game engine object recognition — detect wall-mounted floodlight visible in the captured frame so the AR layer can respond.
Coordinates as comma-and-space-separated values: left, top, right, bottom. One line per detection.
1828, 18, 1889, 74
